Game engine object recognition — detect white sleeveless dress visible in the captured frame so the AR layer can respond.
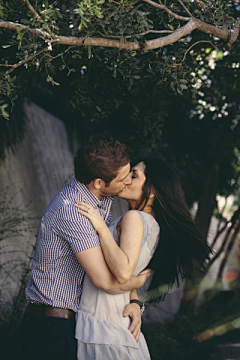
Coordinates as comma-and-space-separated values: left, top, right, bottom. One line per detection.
76, 211, 160, 360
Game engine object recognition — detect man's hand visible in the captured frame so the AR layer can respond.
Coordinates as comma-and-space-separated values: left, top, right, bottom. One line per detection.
123, 303, 142, 343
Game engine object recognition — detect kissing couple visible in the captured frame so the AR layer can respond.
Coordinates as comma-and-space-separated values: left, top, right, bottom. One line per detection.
22, 136, 210, 360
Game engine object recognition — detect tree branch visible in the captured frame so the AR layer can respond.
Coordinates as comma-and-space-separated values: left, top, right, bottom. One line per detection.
228, 17, 240, 47
21, 0, 52, 36
0, 46, 49, 86
0, 20, 50, 38
144, 18, 204, 50
177, 0, 193, 17
196, 20, 228, 40
0, 14, 239, 67
45, 46, 75, 66
214, 219, 240, 284
182, 40, 216, 62
0, 17, 235, 52
142, 0, 190, 21
104, 29, 174, 39
193, 0, 210, 10
53, 35, 139, 49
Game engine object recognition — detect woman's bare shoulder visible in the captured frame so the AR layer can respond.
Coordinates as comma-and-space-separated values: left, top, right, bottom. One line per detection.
121, 210, 143, 227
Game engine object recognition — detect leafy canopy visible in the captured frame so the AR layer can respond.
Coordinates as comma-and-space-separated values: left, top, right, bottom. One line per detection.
0, 0, 240, 119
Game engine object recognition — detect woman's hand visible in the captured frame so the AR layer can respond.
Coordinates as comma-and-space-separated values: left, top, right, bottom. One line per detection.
75, 201, 107, 233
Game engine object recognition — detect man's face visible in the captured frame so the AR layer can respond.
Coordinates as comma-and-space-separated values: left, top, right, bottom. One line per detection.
100, 163, 132, 197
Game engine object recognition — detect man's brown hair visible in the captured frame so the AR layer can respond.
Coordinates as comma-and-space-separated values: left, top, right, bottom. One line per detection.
74, 136, 131, 186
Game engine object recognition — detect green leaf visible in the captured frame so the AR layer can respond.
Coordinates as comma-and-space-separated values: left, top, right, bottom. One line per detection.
47, 75, 60, 86
120, 35, 125, 44
1, 109, 9, 119
78, 21, 83, 31
55, 9, 62, 18
222, 23, 228, 35
132, 75, 141, 80
87, 46, 92, 59
20, 18, 29, 24
180, 79, 188, 84
180, 84, 188, 90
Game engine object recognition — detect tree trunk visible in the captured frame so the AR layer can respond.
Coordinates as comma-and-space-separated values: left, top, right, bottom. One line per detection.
195, 164, 219, 241
179, 165, 219, 314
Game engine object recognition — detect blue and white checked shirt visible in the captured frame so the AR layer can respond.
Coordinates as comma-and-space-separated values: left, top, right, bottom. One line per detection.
26, 178, 113, 312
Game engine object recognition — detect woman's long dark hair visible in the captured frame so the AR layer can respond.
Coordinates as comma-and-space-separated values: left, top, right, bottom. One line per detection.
136, 158, 211, 301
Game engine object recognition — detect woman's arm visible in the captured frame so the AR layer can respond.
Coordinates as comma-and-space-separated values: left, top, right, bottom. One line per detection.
96, 210, 144, 283
75, 246, 150, 294
75, 202, 144, 283
76, 246, 148, 343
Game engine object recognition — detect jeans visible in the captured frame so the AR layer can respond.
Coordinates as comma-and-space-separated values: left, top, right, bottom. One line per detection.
21, 314, 77, 360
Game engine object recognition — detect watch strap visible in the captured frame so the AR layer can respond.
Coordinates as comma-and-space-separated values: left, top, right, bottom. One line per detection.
130, 299, 145, 316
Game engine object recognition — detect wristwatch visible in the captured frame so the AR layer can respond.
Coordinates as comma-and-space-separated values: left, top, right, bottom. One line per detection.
130, 299, 145, 316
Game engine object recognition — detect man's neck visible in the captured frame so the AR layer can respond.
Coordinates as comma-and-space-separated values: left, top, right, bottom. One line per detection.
86, 182, 102, 199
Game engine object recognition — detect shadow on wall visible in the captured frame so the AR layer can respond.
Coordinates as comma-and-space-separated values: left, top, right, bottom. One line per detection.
0, 101, 75, 306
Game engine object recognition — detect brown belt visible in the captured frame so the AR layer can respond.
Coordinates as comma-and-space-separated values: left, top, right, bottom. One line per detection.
25, 303, 75, 321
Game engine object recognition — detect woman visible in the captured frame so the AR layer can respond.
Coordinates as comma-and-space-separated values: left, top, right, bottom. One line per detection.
75, 159, 210, 359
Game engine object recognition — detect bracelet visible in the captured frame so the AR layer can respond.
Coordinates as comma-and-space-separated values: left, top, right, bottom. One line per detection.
130, 299, 145, 316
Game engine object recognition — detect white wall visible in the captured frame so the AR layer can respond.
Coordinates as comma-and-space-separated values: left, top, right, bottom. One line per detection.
0, 101, 74, 304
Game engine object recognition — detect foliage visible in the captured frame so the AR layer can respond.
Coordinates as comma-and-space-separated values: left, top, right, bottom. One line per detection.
0, 97, 25, 160
0, 0, 240, 119
0, 185, 36, 308
22, 36, 239, 198
0, 1, 239, 244
0, 185, 35, 240
0, 185, 36, 357
142, 280, 240, 359
142, 300, 240, 360
0, 264, 31, 359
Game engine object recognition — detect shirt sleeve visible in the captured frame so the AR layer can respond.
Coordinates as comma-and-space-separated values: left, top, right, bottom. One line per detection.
52, 204, 100, 253
106, 211, 113, 227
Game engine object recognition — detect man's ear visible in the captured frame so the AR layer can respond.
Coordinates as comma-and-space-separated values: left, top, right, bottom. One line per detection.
92, 178, 105, 190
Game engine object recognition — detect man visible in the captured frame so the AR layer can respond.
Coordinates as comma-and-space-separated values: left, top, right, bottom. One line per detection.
22, 136, 149, 360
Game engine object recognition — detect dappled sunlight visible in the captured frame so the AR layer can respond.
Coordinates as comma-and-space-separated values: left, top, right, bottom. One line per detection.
223, 269, 239, 283
194, 314, 240, 343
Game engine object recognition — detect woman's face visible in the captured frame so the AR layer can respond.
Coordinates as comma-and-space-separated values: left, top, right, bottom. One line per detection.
118, 161, 146, 203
